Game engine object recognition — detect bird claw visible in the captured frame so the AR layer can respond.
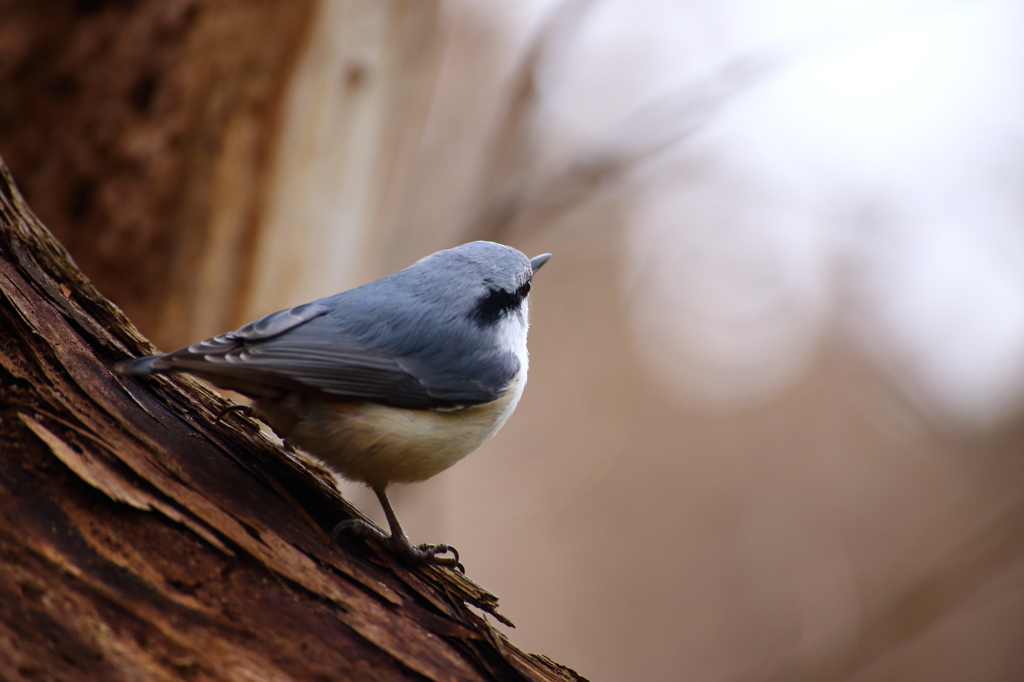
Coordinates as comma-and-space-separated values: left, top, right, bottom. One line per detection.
331, 520, 465, 573
413, 542, 464, 573
214, 403, 257, 425
392, 539, 464, 573
331, 518, 383, 543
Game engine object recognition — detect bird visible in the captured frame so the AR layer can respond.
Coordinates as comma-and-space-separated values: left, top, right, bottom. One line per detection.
115, 241, 550, 571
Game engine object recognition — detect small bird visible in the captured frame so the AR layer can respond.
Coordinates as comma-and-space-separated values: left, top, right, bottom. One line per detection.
115, 241, 550, 570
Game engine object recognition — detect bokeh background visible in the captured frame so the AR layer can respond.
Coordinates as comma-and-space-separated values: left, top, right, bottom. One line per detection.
2, 1, 1024, 680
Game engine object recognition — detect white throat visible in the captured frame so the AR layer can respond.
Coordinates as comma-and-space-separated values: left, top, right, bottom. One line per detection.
497, 299, 530, 375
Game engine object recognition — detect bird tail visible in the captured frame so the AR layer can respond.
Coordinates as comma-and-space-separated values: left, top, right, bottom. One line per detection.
114, 354, 171, 375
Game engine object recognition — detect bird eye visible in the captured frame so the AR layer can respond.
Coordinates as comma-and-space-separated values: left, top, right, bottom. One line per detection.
519, 281, 531, 297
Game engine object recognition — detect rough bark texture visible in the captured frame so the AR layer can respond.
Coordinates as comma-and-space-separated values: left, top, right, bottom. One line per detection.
0, 0, 313, 349
0, 162, 585, 681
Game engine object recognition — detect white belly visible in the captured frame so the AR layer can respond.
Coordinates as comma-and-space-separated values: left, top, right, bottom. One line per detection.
259, 307, 531, 488
259, 372, 525, 488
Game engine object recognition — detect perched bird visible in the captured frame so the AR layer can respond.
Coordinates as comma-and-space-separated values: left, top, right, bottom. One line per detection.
116, 241, 550, 570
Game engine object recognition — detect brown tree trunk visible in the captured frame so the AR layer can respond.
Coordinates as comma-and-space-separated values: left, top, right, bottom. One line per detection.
0, 161, 584, 680
0, 0, 319, 349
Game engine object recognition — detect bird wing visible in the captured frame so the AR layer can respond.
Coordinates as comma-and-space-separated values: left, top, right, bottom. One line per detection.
147, 303, 509, 409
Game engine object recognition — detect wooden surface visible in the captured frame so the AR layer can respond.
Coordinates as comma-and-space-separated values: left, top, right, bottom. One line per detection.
0, 0, 315, 349
0, 161, 585, 681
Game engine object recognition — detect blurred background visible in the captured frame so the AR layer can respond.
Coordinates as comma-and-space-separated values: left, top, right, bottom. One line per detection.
2, 0, 1024, 680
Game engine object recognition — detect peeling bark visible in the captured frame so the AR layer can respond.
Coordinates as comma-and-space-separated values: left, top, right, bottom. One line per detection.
0, 162, 585, 681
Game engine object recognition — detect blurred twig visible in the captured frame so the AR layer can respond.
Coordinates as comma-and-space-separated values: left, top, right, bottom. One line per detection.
463, 0, 596, 243
464, 0, 768, 244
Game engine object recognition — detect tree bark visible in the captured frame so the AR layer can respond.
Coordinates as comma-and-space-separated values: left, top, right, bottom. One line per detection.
0, 162, 584, 681
0, 0, 316, 350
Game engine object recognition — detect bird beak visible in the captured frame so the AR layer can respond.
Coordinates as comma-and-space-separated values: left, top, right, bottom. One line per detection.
530, 253, 552, 273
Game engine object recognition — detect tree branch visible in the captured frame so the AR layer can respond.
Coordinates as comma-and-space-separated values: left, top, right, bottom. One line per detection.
0, 160, 584, 681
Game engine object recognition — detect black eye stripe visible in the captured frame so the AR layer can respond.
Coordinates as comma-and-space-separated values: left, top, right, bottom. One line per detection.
470, 279, 531, 326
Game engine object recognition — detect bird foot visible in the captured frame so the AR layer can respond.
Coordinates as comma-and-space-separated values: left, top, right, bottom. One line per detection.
331, 518, 384, 542
331, 519, 464, 573
214, 403, 258, 424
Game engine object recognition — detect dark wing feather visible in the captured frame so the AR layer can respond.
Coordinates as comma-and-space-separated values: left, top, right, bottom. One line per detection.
230, 302, 330, 339
141, 308, 505, 409
239, 341, 509, 407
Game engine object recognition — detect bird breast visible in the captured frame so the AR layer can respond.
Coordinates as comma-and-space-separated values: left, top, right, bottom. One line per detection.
257, 372, 526, 489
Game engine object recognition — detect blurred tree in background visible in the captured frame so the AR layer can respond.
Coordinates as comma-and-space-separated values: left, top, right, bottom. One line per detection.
3, 1, 1024, 681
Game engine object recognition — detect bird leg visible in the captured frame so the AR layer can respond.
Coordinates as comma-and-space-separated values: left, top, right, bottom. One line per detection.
373, 486, 464, 571
332, 486, 464, 573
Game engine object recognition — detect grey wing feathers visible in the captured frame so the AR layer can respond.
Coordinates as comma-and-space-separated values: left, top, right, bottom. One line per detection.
116, 302, 507, 409
239, 342, 508, 407
230, 302, 330, 340
114, 302, 330, 379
